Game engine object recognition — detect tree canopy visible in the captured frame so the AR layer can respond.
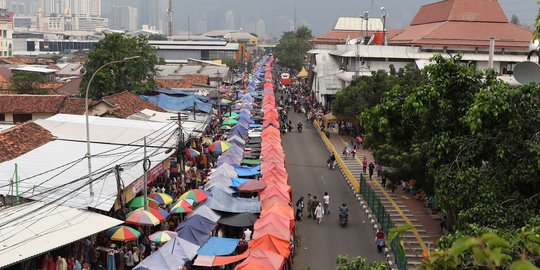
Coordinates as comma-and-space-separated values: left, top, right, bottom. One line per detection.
361, 55, 540, 230
80, 33, 164, 99
274, 25, 313, 71
10, 71, 48, 94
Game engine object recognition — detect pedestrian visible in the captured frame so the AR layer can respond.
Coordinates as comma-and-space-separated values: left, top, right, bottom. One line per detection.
368, 162, 375, 179
376, 164, 382, 178
351, 145, 357, 158
306, 194, 313, 218
311, 196, 319, 219
295, 196, 304, 220
390, 181, 396, 193
323, 192, 330, 215
362, 157, 368, 174
381, 175, 387, 188
314, 203, 324, 224
440, 216, 448, 234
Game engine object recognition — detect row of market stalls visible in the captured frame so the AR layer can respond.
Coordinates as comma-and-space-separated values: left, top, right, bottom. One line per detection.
128, 56, 295, 269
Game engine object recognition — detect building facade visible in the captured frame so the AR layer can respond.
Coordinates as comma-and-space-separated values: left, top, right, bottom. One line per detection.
0, 8, 13, 57
110, 5, 137, 31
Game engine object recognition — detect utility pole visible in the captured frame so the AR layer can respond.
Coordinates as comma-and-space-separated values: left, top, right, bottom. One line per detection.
167, 0, 173, 38
177, 112, 185, 190
142, 137, 149, 211
114, 164, 125, 219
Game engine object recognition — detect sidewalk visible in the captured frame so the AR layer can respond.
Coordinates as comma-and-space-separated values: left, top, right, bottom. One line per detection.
326, 129, 442, 269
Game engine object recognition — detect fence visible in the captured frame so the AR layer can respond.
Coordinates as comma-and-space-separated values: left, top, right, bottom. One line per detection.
359, 174, 408, 270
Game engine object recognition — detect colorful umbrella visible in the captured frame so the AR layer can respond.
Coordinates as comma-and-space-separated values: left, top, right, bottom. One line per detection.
128, 196, 159, 209
220, 99, 232, 104
148, 230, 178, 243
224, 111, 239, 118
185, 148, 200, 158
170, 198, 194, 210
106, 226, 141, 241
136, 207, 168, 222
222, 119, 238, 126
148, 193, 173, 206
220, 125, 232, 130
169, 204, 193, 214
125, 209, 161, 226
208, 141, 232, 154
179, 189, 209, 205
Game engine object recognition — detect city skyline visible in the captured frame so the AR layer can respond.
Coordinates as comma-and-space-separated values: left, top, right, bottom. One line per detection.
3, 0, 538, 37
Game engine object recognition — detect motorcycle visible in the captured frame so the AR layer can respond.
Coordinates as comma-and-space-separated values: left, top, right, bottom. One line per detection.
339, 213, 348, 227
376, 239, 386, 253
297, 124, 303, 133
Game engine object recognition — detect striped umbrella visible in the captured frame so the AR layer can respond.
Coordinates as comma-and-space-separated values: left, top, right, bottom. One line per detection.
128, 196, 159, 210
179, 189, 209, 205
148, 193, 173, 206
185, 148, 200, 158
125, 209, 160, 226
148, 230, 178, 243
106, 226, 141, 241
136, 207, 168, 222
169, 203, 193, 214
208, 141, 232, 154
170, 198, 194, 209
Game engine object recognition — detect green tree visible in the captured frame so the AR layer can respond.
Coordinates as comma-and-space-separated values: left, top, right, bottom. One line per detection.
81, 33, 164, 99
335, 255, 387, 270
274, 25, 313, 71
534, 1, 540, 40
10, 71, 47, 94
361, 55, 540, 230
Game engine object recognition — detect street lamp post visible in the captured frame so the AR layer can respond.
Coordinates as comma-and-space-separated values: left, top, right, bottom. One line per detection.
85, 56, 140, 196
381, 7, 388, 46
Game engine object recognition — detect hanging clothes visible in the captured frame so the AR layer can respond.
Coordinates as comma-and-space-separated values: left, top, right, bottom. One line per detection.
107, 251, 116, 270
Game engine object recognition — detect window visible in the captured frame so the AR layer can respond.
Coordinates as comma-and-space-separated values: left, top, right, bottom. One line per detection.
0, 114, 5, 121
13, 114, 32, 123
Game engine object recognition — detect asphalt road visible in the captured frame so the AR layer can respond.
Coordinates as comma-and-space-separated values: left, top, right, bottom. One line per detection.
282, 111, 384, 270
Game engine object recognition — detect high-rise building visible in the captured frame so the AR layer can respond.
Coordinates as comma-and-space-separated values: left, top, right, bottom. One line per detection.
196, 18, 207, 34
0, 8, 13, 57
140, 0, 161, 30
110, 5, 137, 31
256, 19, 265, 39
0, 0, 5, 9
71, 0, 100, 16
224, 10, 234, 30
206, 6, 221, 31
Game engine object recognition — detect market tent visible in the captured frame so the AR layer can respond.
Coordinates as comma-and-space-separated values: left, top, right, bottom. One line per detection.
217, 155, 242, 167
238, 180, 267, 192
218, 212, 259, 227
242, 159, 262, 165
205, 188, 261, 214
259, 185, 291, 202
253, 223, 291, 241
205, 181, 236, 194
235, 167, 260, 177
260, 195, 290, 209
235, 248, 285, 270
134, 237, 199, 270
177, 224, 212, 246
254, 213, 291, 231
140, 94, 212, 113
260, 204, 294, 220
248, 234, 290, 258
230, 177, 252, 189
197, 237, 240, 256
187, 204, 221, 223
176, 215, 217, 232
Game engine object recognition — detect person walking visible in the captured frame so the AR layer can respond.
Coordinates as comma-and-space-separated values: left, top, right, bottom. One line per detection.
306, 194, 313, 218
376, 164, 382, 178
362, 157, 368, 174
381, 175, 387, 188
295, 196, 304, 220
323, 192, 330, 215
314, 203, 324, 224
351, 145, 357, 158
311, 196, 319, 219
368, 162, 375, 180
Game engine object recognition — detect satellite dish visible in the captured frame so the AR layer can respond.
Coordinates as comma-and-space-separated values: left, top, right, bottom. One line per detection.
513, 61, 540, 84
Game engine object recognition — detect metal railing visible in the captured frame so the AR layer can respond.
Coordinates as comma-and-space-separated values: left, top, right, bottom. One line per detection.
360, 174, 408, 270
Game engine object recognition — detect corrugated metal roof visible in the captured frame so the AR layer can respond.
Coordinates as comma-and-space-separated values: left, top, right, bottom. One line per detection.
153, 44, 239, 51
0, 202, 122, 268
333, 17, 384, 31
11, 66, 58, 73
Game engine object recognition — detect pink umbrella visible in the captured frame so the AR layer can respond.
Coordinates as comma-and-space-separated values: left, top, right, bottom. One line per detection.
238, 180, 267, 192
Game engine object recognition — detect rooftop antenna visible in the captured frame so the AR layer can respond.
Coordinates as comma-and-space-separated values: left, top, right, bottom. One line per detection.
167, 0, 173, 37
188, 16, 190, 40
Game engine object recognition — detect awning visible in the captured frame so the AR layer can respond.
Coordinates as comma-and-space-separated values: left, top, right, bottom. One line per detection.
0, 202, 123, 268
242, 159, 262, 165
197, 237, 240, 256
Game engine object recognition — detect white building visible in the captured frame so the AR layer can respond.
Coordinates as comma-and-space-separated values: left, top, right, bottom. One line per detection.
70, 0, 100, 16
0, 8, 13, 57
308, 0, 533, 106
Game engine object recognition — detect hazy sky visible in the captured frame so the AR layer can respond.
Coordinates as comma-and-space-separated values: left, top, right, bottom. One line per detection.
167, 0, 537, 34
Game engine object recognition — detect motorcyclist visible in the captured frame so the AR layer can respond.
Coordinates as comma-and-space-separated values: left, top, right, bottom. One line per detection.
338, 203, 349, 219
297, 121, 303, 131
376, 229, 386, 253
328, 153, 336, 169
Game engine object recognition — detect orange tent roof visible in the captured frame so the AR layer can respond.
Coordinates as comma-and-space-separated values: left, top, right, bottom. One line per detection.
253, 221, 291, 241
235, 249, 284, 270
254, 212, 291, 231
260, 204, 294, 220
259, 185, 291, 201
248, 234, 290, 258
261, 196, 291, 209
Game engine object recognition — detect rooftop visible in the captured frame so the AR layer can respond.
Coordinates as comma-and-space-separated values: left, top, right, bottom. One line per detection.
101, 91, 166, 118
0, 95, 66, 113
0, 122, 55, 163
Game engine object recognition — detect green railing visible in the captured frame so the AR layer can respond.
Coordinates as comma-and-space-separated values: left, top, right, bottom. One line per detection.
360, 174, 408, 270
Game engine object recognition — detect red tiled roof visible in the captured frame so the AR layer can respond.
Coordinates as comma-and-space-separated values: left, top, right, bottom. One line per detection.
0, 122, 55, 163
53, 78, 82, 96
389, 0, 532, 49
59, 97, 87, 115
102, 91, 166, 118
311, 31, 364, 45
157, 74, 210, 89
0, 95, 66, 113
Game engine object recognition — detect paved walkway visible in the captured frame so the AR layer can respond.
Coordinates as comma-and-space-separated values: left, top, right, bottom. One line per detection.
324, 129, 443, 270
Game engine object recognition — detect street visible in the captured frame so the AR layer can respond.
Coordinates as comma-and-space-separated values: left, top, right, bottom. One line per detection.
282, 111, 384, 270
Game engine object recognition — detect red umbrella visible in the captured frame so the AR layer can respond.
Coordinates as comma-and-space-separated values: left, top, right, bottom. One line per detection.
238, 180, 267, 192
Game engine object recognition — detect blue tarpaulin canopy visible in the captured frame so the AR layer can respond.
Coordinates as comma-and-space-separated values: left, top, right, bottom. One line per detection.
235, 167, 260, 177
134, 237, 199, 270
153, 89, 212, 102
140, 93, 213, 113
177, 215, 217, 233
230, 177, 253, 189
197, 237, 240, 256
177, 224, 212, 246
205, 188, 261, 213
